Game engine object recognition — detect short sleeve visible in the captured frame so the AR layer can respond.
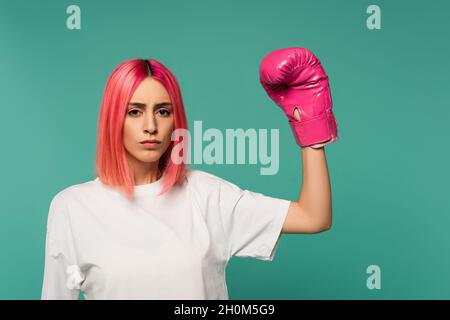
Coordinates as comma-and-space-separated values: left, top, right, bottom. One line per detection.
41, 192, 84, 300
214, 175, 291, 261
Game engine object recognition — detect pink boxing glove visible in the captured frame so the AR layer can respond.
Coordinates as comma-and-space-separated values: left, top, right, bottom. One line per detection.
259, 47, 338, 148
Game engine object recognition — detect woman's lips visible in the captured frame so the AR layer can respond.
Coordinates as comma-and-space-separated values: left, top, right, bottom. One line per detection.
141, 142, 161, 148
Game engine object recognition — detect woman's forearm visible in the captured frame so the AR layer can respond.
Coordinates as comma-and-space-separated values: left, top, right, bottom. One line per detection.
297, 146, 332, 229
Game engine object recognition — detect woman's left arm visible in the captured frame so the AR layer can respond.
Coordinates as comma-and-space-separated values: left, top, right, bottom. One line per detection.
259, 47, 337, 235
282, 146, 332, 234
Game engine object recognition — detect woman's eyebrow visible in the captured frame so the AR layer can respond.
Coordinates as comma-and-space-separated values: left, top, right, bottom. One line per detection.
128, 102, 173, 109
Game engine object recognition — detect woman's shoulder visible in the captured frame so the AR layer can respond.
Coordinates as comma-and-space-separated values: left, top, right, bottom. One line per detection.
184, 169, 242, 197
49, 178, 98, 207
185, 169, 228, 186
45, 179, 96, 228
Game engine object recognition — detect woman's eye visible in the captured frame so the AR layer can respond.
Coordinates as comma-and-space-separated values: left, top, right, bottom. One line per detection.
128, 109, 141, 117
157, 109, 171, 117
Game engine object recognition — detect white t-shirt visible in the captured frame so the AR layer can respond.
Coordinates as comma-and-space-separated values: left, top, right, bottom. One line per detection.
41, 169, 291, 300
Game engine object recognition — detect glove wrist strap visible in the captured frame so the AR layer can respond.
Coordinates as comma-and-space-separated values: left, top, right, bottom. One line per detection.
289, 110, 338, 147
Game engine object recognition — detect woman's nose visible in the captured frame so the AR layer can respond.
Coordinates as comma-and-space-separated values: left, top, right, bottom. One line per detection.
144, 114, 157, 133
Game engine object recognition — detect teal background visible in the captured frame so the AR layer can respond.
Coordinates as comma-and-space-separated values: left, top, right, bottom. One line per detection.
1, 0, 449, 299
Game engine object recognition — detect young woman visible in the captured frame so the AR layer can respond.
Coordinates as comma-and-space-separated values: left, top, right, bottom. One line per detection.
41, 47, 338, 300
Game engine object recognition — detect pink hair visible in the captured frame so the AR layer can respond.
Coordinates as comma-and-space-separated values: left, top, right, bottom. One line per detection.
95, 58, 189, 198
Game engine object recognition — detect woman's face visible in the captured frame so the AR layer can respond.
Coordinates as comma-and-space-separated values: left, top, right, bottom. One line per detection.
123, 76, 174, 168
